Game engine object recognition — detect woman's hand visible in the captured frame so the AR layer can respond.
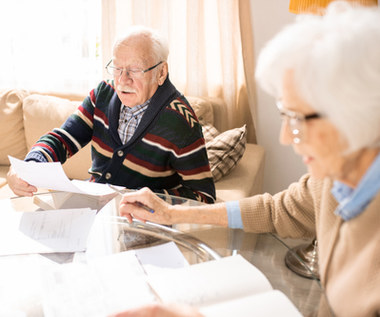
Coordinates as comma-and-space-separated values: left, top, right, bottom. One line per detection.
6, 166, 37, 197
110, 303, 203, 317
119, 187, 174, 224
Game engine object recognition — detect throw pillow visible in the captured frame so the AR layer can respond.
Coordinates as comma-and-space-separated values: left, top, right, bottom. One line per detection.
202, 124, 247, 182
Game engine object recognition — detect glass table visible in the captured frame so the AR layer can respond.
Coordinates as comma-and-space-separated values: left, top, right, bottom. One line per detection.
1, 191, 328, 316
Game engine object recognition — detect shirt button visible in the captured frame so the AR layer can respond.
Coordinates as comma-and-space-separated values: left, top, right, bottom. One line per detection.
117, 150, 124, 157
105, 172, 111, 180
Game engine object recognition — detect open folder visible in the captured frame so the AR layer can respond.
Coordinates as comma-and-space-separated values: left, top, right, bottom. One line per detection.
148, 254, 303, 317
41, 252, 302, 317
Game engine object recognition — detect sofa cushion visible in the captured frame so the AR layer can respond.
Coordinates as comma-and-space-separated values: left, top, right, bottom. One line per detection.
215, 143, 265, 201
202, 124, 247, 182
186, 96, 214, 125
23, 94, 92, 180
0, 89, 30, 164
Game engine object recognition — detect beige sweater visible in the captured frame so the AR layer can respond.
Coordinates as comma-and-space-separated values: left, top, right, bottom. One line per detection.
239, 174, 380, 317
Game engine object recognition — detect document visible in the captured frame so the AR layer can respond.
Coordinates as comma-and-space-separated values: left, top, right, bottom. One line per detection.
135, 241, 190, 275
40, 248, 302, 316
41, 242, 188, 317
0, 208, 96, 255
8, 156, 115, 196
199, 290, 302, 317
41, 251, 156, 317
148, 254, 303, 317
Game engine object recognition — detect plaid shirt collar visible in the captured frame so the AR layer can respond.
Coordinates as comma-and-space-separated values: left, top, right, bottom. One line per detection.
118, 100, 150, 144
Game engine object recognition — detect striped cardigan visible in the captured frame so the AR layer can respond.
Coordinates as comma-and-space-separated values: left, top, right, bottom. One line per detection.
26, 77, 216, 203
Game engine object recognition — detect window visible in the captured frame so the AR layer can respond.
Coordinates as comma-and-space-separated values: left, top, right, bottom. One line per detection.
0, 0, 101, 94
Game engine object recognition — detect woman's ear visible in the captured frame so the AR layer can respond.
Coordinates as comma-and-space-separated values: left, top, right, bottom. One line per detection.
157, 62, 168, 86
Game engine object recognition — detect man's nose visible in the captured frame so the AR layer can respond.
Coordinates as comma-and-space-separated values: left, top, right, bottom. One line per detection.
119, 70, 133, 82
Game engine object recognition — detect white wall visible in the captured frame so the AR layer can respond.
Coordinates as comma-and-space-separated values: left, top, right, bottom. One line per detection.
250, 0, 307, 194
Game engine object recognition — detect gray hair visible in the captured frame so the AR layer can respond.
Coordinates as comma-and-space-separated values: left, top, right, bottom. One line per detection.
255, 1, 380, 153
113, 25, 169, 63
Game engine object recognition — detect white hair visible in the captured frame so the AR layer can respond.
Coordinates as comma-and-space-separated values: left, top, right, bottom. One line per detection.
255, 1, 380, 153
113, 25, 169, 63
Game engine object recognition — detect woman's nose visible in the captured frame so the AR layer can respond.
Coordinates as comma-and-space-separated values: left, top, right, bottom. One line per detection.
279, 121, 293, 146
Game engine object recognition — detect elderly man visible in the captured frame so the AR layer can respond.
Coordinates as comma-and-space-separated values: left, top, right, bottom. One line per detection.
7, 26, 215, 203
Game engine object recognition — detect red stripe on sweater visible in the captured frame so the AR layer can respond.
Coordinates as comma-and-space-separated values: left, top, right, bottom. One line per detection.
33, 143, 58, 161
144, 133, 205, 155
90, 89, 96, 104
178, 164, 211, 175
197, 191, 207, 202
94, 107, 109, 126
48, 132, 73, 156
78, 105, 93, 123
125, 154, 171, 172
92, 136, 114, 153
171, 189, 180, 197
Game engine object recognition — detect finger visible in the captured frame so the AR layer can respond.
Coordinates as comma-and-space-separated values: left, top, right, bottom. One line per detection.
124, 213, 133, 223
119, 203, 138, 223
120, 204, 150, 223
12, 185, 36, 197
132, 215, 147, 223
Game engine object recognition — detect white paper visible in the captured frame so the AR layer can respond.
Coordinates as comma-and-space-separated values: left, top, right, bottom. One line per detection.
42, 251, 156, 317
199, 290, 303, 317
148, 255, 273, 307
0, 208, 96, 255
8, 156, 115, 196
0, 254, 58, 315
41, 242, 190, 317
135, 241, 189, 275
148, 255, 302, 316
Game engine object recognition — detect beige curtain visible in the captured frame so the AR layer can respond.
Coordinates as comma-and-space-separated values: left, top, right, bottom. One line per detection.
101, 0, 257, 143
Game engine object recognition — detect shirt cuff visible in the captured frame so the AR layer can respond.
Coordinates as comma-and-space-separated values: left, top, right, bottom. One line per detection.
25, 151, 48, 163
226, 200, 243, 229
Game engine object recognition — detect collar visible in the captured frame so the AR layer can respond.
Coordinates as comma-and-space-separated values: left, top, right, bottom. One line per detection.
332, 152, 380, 221
120, 99, 150, 116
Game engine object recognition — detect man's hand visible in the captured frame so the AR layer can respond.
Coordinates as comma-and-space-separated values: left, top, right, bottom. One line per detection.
6, 166, 37, 197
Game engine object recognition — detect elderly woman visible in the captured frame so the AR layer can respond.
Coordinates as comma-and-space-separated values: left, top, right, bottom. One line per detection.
117, 2, 380, 317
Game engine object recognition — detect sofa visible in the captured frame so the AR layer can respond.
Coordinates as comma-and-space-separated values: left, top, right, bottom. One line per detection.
0, 89, 265, 202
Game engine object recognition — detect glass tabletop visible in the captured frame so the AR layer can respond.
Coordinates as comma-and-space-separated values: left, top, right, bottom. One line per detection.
3, 191, 328, 316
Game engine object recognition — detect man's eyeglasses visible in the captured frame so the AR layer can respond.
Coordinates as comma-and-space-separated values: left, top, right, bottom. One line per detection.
105, 60, 163, 79
276, 100, 321, 144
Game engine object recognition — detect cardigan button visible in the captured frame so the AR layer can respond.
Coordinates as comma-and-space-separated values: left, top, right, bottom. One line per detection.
105, 172, 111, 180
117, 150, 124, 157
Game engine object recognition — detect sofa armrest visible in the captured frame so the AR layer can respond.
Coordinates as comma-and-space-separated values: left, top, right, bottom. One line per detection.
215, 143, 265, 202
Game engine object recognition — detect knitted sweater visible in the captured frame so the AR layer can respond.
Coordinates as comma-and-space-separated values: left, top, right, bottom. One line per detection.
26, 77, 216, 203
239, 174, 380, 317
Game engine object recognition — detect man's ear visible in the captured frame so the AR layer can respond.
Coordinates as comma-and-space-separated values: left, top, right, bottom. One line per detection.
157, 62, 168, 86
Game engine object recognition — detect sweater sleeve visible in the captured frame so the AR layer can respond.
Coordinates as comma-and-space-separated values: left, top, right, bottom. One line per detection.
151, 98, 216, 204
24, 86, 98, 164
238, 173, 320, 238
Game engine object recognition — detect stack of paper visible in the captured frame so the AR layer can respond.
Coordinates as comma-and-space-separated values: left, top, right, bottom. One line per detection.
148, 255, 303, 317
0, 208, 96, 256
40, 249, 302, 317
